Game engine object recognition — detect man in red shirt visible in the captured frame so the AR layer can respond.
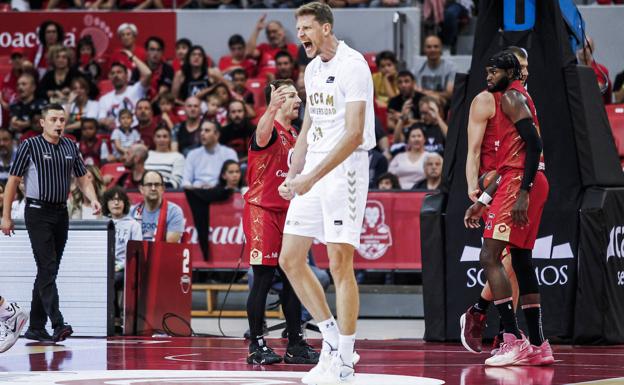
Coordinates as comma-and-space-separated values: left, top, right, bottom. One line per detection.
132, 36, 174, 103
244, 79, 318, 366
218, 34, 257, 79
464, 51, 553, 367
134, 99, 157, 149
246, 15, 298, 79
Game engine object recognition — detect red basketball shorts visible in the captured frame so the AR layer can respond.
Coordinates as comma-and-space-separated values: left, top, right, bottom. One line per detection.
243, 204, 287, 266
481, 210, 510, 261
483, 170, 549, 250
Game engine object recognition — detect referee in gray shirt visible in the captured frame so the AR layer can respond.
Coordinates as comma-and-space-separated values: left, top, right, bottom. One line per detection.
1, 104, 101, 342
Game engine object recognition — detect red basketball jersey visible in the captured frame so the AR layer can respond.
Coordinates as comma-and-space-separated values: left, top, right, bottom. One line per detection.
245, 121, 297, 211
480, 92, 501, 174
495, 80, 545, 175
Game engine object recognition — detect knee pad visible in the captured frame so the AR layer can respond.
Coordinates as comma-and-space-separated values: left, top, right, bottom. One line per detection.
511, 248, 539, 295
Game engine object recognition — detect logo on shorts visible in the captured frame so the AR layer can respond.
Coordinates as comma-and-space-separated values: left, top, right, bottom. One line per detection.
334, 220, 343, 226
497, 224, 508, 233
250, 249, 263, 264
357, 201, 393, 260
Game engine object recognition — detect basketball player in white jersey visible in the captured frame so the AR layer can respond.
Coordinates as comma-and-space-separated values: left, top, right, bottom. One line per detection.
277, 2, 375, 383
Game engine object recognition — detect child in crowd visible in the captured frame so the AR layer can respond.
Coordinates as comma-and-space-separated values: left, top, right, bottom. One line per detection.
111, 109, 141, 159
204, 94, 222, 125
78, 118, 113, 167
211, 83, 231, 126
157, 92, 182, 131
100, 186, 142, 327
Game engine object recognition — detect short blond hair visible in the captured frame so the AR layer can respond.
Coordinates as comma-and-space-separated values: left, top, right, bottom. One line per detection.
47, 44, 74, 68
295, 2, 334, 27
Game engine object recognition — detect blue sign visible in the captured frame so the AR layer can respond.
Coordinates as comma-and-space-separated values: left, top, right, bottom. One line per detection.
503, 0, 536, 31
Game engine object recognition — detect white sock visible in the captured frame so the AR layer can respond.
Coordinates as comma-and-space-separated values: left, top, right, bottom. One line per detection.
339, 333, 356, 366
318, 317, 339, 353
0, 301, 15, 321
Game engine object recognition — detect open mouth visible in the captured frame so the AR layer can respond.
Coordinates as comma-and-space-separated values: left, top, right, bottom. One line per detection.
302, 42, 313, 50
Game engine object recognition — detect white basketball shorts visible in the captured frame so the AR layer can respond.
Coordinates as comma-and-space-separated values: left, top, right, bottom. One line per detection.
283, 150, 369, 248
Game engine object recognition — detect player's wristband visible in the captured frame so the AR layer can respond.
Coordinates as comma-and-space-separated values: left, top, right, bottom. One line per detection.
478, 192, 492, 205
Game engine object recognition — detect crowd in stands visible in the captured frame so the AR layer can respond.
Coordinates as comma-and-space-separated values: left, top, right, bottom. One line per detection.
1, 5, 619, 246
5, 0, 416, 10
0, 16, 452, 291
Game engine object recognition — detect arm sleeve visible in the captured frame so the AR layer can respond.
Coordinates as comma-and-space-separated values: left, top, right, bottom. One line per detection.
227, 147, 239, 162
131, 82, 147, 100
182, 151, 194, 187
170, 154, 185, 189
250, 128, 278, 151
132, 220, 143, 241
445, 61, 457, 87
167, 205, 186, 233
87, 100, 100, 118
73, 145, 88, 178
341, 59, 372, 103
9, 140, 31, 177
388, 155, 399, 175
98, 97, 109, 120
514, 118, 543, 191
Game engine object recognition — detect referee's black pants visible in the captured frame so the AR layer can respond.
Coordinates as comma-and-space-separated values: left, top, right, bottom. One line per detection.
24, 204, 69, 330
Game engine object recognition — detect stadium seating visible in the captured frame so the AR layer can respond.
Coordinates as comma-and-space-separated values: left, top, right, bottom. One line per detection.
246, 77, 267, 109
363, 52, 378, 73
101, 162, 127, 188
606, 104, 624, 162
98, 79, 114, 96
0, 56, 11, 76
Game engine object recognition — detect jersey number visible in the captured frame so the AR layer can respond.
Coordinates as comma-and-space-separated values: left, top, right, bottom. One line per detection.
182, 248, 190, 274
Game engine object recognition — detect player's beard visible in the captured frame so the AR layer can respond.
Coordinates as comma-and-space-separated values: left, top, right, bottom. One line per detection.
488, 76, 510, 93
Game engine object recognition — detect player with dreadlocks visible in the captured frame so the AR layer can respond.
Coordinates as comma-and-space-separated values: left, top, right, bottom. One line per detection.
464, 50, 554, 366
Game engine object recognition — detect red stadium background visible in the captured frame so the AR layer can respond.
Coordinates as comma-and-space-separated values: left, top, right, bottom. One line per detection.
128, 191, 425, 270
0, 12, 176, 60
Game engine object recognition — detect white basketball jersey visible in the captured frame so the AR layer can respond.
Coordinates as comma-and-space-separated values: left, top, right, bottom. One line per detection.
304, 41, 376, 153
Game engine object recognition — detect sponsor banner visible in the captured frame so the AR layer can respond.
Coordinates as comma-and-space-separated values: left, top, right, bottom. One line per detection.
575, 188, 624, 344
128, 191, 425, 270
447, 202, 579, 341
0, 12, 176, 60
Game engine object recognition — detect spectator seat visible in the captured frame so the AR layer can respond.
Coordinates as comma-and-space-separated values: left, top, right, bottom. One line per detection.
98, 79, 114, 95
246, 77, 267, 109
101, 162, 127, 188
363, 52, 378, 73
606, 104, 624, 164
